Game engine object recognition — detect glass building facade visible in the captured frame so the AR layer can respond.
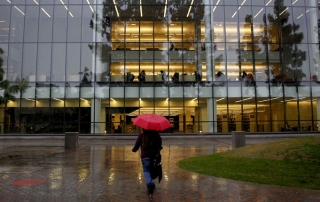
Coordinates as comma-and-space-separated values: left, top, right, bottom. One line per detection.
0, 0, 319, 134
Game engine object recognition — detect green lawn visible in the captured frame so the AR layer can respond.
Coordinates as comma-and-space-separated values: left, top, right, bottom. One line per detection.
177, 136, 320, 190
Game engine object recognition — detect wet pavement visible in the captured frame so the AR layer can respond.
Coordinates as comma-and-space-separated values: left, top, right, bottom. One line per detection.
0, 135, 320, 201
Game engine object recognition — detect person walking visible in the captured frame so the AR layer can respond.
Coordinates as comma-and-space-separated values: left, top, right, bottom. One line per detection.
132, 129, 162, 197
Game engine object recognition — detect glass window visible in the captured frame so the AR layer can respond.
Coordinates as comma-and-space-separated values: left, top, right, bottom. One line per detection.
39, 6, 53, 42
0, 6, 11, 43
66, 43, 81, 82
41, 0, 54, 4
0, 44, 8, 78
252, 0, 266, 6
9, 43, 23, 81
10, 4, 25, 43
67, 5, 82, 42
53, 5, 68, 42
22, 43, 37, 82
24, 6, 39, 42
37, 43, 52, 82
52, 43, 66, 82
82, 3, 94, 42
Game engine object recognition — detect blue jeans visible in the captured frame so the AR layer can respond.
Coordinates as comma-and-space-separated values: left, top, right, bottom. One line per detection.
141, 157, 154, 187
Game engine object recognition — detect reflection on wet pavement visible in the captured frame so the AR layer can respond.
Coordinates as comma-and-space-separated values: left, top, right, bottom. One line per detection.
0, 139, 319, 201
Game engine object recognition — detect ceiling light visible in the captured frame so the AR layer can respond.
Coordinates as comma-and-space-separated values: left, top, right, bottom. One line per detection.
297, 14, 303, 19
232, 11, 237, 18
140, 0, 143, 17
113, 0, 119, 17
33, 0, 39, 5
265, 0, 273, 6
164, 0, 167, 17
212, 0, 220, 12
14, 6, 25, 15
86, 0, 94, 13
186, 0, 194, 17
53, 98, 63, 101
279, 8, 288, 16
41, 8, 51, 17
254, 8, 263, 18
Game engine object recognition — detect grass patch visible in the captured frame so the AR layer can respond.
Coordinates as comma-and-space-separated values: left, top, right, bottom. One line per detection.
178, 136, 320, 190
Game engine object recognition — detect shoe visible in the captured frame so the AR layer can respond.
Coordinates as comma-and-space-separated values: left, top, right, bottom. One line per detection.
148, 184, 155, 196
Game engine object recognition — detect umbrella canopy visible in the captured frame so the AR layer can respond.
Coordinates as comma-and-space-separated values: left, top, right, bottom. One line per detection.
133, 114, 171, 131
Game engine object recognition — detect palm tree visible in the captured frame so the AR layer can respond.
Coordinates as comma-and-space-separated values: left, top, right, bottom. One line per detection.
0, 47, 28, 133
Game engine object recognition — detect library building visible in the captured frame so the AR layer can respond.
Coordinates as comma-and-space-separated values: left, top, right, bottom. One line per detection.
0, 0, 319, 134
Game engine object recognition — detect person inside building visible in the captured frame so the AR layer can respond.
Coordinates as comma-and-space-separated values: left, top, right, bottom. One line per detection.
286, 122, 292, 131
138, 70, 146, 82
170, 43, 175, 51
215, 71, 226, 86
194, 70, 202, 82
172, 72, 179, 83
127, 72, 135, 82
242, 71, 248, 80
160, 70, 168, 82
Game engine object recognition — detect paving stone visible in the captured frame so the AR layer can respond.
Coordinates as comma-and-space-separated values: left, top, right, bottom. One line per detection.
0, 137, 319, 201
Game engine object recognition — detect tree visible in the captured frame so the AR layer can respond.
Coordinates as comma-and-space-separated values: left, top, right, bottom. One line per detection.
0, 48, 28, 104
0, 47, 28, 133
266, 0, 306, 81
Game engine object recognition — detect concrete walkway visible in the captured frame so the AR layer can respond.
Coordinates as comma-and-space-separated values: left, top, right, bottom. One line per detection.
0, 135, 319, 201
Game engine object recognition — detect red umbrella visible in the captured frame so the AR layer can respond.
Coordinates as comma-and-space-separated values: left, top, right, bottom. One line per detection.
133, 114, 171, 131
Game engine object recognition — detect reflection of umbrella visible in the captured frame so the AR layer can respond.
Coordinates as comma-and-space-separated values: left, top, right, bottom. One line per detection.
133, 114, 170, 131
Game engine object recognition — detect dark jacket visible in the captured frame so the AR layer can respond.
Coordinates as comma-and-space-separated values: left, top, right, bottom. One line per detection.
132, 132, 162, 158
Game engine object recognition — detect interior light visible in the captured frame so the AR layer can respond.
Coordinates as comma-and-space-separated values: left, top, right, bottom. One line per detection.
53, 98, 63, 101
86, 0, 94, 13
110, 98, 115, 101
140, 0, 143, 17
113, 0, 119, 17
166, 98, 169, 101
265, 0, 273, 6
232, 11, 237, 18
33, 0, 39, 5
254, 8, 263, 18
14, 6, 25, 15
80, 98, 87, 101
279, 8, 288, 16
212, 0, 220, 12
240, 0, 246, 6
41, 8, 51, 18
164, 0, 167, 17
0, 21, 5, 23
297, 14, 303, 19
186, 0, 194, 17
